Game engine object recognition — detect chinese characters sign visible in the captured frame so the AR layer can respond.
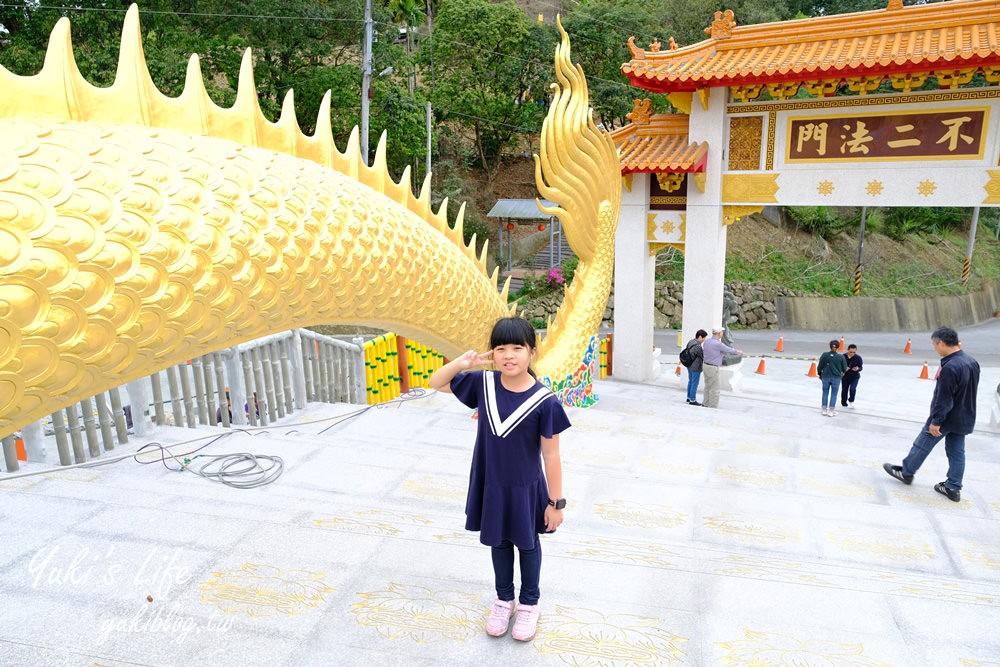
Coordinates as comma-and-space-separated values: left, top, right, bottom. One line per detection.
786, 108, 988, 162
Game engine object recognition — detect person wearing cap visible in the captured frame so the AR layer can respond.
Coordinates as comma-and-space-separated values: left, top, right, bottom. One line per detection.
701, 327, 742, 409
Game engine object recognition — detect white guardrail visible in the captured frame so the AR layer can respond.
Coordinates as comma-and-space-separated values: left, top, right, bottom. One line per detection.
1, 329, 366, 472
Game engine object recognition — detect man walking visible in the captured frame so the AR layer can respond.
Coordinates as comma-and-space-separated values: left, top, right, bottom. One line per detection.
840, 344, 863, 408
883, 326, 980, 502
702, 327, 742, 409
683, 329, 707, 406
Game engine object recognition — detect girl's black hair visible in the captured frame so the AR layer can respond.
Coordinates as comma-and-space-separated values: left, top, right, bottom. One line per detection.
490, 317, 537, 350
489, 317, 538, 378
829, 339, 840, 350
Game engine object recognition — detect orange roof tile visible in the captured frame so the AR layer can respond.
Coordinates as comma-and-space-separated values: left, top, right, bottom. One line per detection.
622, 0, 1000, 93
611, 114, 708, 173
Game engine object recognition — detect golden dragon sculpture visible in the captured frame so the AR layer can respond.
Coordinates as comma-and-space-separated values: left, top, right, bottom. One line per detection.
0, 6, 619, 438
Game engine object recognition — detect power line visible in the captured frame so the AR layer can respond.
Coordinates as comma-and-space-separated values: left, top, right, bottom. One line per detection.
0, 3, 637, 96
0, 3, 365, 24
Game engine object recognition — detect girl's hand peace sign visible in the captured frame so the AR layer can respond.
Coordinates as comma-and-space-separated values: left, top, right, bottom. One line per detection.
455, 350, 493, 370
428, 349, 493, 393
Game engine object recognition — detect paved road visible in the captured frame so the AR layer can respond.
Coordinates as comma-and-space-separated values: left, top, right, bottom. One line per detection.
653, 317, 1000, 366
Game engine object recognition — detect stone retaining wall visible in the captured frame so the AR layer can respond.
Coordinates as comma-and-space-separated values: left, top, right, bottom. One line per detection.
776, 280, 1000, 331
520, 279, 1000, 331
520, 281, 796, 330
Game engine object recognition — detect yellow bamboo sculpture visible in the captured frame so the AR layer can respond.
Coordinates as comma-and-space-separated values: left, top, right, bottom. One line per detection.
0, 6, 619, 438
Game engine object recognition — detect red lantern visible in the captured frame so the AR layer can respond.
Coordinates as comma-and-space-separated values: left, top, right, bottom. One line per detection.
537, 224, 546, 232
506, 223, 515, 231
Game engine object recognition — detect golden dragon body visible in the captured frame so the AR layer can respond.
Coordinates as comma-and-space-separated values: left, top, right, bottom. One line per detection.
0, 6, 620, 438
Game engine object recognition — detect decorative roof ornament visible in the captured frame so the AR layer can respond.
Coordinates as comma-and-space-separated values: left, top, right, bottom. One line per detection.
886, 0, 903, 9
669, 37, 678, 51
649, 38, 662, 52
627, 98, 653, 126
626, 35, 646, 60
705, 9, 737, 40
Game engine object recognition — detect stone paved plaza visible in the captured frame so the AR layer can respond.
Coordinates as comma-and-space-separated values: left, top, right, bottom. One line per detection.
1, 326, 998, 667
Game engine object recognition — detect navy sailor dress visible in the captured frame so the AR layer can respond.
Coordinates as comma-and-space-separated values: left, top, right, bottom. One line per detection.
450, 370, 571, 549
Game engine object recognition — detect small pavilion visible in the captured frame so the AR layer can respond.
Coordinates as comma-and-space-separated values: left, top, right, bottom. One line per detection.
608, 0, 1000, 382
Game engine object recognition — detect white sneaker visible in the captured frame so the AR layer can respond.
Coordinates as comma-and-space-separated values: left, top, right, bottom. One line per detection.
829, 410, 838, 417
821, 408, 828, 416
485, 599, 515, 636
511, 604, 539, 641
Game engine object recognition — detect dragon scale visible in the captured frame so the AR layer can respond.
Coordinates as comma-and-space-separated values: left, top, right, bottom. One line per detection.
0, 6, 619, 438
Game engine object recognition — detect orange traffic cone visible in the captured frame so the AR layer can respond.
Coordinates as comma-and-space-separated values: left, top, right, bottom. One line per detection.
755, 359, 766, 375
774, 336, 784, 352
918, 361, 929, 379
837, 336, 845, 352
903, 338, 912, 354
806, 360, 818, 377
675, 365, 682, 376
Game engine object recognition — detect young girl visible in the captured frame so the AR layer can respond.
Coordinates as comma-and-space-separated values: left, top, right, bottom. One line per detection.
429, 317, 570, 642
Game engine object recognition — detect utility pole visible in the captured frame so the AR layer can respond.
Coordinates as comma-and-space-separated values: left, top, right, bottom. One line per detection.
962, 207, 980, 287
425, 0, 434, 179
426, 101, 432, 177
360, 0, 373, 163
853, 207, 866, 296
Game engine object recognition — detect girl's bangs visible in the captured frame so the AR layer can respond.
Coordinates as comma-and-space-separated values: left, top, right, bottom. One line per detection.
489, 317, 536, 349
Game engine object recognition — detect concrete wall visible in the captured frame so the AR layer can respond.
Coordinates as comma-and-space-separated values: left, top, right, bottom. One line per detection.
776, 281, 1000, 331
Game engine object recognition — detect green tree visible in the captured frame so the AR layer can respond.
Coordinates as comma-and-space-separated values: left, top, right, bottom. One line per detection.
562, 0, 668, 130
421, 0, 556, 176
193, 0, 365, 131
0, 0, 195, 91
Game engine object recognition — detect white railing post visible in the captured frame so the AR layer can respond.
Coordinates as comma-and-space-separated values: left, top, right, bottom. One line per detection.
291, 330, 307, 409
126, 378, 151, 436
352, 336, 367, 404
22, 421, 47, 462
223, 348, 249, 426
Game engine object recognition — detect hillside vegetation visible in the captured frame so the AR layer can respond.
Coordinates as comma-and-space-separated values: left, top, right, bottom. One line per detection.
654, 211, 1000, 298
485, 156, 1000, 300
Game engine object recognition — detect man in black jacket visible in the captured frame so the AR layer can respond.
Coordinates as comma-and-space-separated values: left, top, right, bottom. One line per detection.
840, 344, 863, 408
883, 326, 980, 502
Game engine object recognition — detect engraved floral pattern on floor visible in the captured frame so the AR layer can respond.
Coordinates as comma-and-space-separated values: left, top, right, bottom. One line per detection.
703, 512, 801, 545
198, 563, 334, 617
824, 526, 935, 563
713, 554, 835, 586
566, 537, 680, 569
714, 465, 787, 488
716, 630, 892, 666
401, 474, 467, 502
312, 508, 435, 537
533, 605, 687, 666
351, 583, 483, 643
594, 499, 686, 529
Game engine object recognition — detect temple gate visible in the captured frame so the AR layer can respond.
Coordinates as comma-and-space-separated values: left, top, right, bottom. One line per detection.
609, 0, 1000, 382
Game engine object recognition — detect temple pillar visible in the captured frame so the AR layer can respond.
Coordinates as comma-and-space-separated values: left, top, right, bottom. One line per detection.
682, 87, 728, 342
613, 172, 657, 382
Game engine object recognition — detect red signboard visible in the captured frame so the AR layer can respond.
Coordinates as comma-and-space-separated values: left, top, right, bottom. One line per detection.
786, 108, 988, 162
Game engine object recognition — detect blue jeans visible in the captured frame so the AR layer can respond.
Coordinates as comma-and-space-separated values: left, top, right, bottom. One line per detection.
491, 537, 541, 605
821, 377, 841, 409
840, 375, 860, 405
686, 370, 702, 402
902, 422, 966, 490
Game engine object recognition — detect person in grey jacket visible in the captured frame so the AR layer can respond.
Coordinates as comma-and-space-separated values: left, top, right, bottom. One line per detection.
683, 330, 707, 406
883, 326, 980, 502
702, 327, 742, 409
